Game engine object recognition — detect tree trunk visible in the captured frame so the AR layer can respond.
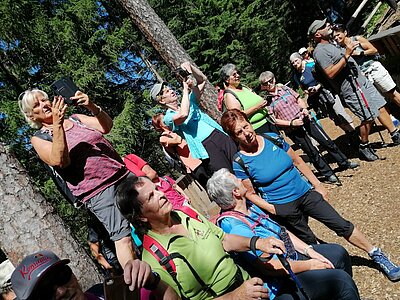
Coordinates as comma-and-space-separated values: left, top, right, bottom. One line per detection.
0, 143, 101, 290
115, 0, 221, 120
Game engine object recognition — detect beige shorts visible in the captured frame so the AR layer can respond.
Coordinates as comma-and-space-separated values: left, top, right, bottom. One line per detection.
364, 61, 396, 93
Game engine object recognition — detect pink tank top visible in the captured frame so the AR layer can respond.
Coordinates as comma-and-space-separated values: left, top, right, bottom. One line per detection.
57, 116, 128, 202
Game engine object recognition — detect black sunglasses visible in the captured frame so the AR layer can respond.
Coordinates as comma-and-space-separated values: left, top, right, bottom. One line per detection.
31, 265, 73, 300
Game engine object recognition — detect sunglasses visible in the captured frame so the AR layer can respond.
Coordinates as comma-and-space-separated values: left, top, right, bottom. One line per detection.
331, 23, 344, 31
261, 78, 274, 86
32, 265, 73, 299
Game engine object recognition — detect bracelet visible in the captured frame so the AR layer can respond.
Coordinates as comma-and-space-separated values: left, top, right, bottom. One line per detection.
289, 119, 294, 127
343, 55, 348, 63
304, 245, 313, 257
93, 105, 102, 117
144, 271, 161, 290
250, 236, 260, 255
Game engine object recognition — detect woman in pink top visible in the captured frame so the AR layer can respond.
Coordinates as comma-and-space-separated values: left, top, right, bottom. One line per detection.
18, 88, 146, 274
152, 113, 210, 188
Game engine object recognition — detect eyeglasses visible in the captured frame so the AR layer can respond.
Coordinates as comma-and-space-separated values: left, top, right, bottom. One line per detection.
261, 78, 274, 86
331, 23, 344, 31
32, 265, 73, 299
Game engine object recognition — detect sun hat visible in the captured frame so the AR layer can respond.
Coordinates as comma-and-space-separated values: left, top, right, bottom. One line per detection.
11, 250, 70, 300
150, 82, 167, 102
307, 18, 327, 36
298, 47, 308, 55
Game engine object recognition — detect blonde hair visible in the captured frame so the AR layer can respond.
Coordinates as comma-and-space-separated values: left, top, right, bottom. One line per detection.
18, 89, 48, 129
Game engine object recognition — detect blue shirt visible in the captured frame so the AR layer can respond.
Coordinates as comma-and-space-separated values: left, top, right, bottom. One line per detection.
293, 64, 318, 90
219, 203, 286, 299
233, 134, 311, 205
163, 93, 225, 159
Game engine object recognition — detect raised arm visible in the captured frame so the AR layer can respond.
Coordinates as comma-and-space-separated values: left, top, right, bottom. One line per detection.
323, 41, 359, 79
31, 96, 70, 168
222, 233, 285, 255
180, 62, 207, 100
355, 36, 378, 56
71, 91, 113, 133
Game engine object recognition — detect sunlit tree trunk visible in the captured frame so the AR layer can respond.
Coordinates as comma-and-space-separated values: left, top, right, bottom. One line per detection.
0, 143, 101, 290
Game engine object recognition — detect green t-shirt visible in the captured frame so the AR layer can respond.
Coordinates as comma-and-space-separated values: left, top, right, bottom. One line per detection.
142, 210, 249, 300
231, 87, 269, 130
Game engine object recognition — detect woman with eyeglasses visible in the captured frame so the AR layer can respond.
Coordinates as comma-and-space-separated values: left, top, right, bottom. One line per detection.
258, 71, 359, 185
219, 63, 279, 134
18, 89, 141, 271
151, 62, 238, 176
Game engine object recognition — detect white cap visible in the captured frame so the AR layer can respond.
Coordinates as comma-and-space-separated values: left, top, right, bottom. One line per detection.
298, 47, 308, 55
0, 260, 15, 288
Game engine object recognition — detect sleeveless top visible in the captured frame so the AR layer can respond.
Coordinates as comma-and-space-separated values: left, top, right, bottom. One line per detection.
225, 87, 268, 130
40, 115, 129, 202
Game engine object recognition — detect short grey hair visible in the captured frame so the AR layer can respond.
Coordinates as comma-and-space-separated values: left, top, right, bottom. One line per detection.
207, 168, 238, 210
219, 63, 237, 85
18, 89, 48, 129
289, 52, 303, 63
259, 71, 275, 84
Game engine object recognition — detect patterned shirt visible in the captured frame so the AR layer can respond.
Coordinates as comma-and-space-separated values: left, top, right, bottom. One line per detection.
267, 86, 302, 123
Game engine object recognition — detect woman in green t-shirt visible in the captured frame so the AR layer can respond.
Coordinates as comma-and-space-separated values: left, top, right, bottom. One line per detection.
116, 176, 286, 300
219, 63, 279, 134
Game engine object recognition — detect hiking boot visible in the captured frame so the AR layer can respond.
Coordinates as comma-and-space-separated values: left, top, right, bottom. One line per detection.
369, 248, 400, 282
359, 145, 379, 161
338, 161, 360, 171
390, 129, 400, 145
326, 174, 342, 185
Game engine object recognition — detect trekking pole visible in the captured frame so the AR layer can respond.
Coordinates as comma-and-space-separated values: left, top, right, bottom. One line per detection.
277, 254, 311, 300
349, 69, 387, 146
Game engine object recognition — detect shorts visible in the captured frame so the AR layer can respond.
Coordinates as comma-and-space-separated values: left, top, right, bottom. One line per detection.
364, 61, 396, 93
343, 76, 386, 122
86, 173, 134, 241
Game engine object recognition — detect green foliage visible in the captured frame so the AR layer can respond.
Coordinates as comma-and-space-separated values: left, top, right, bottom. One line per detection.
149, 0, 324, 87
0, 0, 166, 248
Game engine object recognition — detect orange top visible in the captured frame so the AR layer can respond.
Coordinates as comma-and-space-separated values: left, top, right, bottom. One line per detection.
160, 131, 202, 172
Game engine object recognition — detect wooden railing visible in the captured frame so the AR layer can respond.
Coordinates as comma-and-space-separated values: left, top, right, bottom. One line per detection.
369, 25, 400, 56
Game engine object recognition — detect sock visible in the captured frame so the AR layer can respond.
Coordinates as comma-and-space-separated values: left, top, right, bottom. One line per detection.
360, 142, 369, 148
368, 246, 379, 256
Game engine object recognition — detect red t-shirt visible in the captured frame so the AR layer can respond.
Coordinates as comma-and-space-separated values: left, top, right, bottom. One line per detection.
123, 154, 147, 176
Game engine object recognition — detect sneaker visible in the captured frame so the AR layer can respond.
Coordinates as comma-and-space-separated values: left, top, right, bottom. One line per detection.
359, 145, 379, 161
369, 248, 400, 281
390, 129, 400, 145
338, 161, 360, 171
325, 174, 342, 185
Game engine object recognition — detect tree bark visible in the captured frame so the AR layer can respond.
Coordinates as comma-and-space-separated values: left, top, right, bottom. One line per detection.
0, 143, 101, 290
115, 0, 221, 120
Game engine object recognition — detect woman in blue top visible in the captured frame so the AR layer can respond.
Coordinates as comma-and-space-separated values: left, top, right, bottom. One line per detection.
220, 109, 400, 282
207, 168, 360, 300
151, 62, 238, 175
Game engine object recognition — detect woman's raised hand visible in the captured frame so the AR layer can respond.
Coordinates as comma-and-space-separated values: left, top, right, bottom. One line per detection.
71, 90, 91, 107
52, 95, 67, 125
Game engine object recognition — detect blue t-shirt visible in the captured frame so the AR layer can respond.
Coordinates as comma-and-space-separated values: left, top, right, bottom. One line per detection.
233, 134, 311, 205
293, 64, 318, 90
163, 93, 223, 159
219, 203, 285, 299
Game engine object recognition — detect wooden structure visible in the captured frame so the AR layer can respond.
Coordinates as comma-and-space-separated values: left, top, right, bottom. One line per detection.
369, 25, 400, 56
176, 175, 220, 219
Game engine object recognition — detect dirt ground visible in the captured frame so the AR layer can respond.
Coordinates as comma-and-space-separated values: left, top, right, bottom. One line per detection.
297, 112, 400, 300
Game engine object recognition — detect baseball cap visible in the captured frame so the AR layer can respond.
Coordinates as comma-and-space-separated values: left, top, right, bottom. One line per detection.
150, 82, 167, 102
307, 18, 327, 36
298, 47, 308, 55
11, 250, 70, 300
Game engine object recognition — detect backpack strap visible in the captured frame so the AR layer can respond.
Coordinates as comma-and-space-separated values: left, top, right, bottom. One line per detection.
233, 153, 259, 192
224, 89, 244, 110
260, 133, 284, 149
217, 211, 257, 234
175, 206, 203, 223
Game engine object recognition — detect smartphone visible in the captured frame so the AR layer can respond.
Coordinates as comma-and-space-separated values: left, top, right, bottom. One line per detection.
104, 275, 141, 300
50, 77, 79, 105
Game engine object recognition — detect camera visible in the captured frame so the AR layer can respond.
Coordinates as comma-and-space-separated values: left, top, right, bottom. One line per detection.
264, 94, 273, 102
173, 67, 191, 81
50, 77, 79, 105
